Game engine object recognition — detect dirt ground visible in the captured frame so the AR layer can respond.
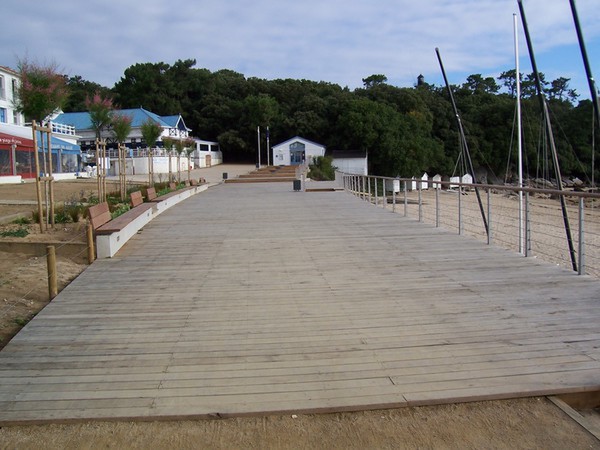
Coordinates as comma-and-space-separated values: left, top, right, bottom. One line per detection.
0, 177, 599, 449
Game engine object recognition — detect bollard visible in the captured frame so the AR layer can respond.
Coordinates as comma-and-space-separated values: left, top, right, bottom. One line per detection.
87, 223, 95, 264
47, 245, 58, 299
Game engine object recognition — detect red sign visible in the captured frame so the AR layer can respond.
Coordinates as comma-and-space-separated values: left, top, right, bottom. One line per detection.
0, 131, 34, 150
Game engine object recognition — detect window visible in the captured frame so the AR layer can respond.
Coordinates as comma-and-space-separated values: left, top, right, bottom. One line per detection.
0, 76, 5, 100
0, 108, 7, 123
12, 110, 20, 125
12, 79, 17, 99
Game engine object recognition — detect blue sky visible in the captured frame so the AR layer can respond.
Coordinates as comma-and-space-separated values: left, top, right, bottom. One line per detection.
2, 0, 599, 100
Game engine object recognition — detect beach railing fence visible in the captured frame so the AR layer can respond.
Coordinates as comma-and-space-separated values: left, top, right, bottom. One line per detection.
339, 172, 600, 279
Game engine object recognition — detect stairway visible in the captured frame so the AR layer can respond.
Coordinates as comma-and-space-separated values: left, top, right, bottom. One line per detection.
224, 165, 300, 183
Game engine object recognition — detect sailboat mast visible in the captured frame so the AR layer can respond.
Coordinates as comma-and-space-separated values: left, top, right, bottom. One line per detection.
435, 47, 489, 237
514, 14, 525, 255
569, 0, 600, 189
517, 0, 577, 272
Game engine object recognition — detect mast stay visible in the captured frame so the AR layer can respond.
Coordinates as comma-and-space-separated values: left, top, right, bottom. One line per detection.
517, 0, 578, 272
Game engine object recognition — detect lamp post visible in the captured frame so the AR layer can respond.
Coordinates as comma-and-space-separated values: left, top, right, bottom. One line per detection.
257, 126, 261, 168
266, 126, 270, 167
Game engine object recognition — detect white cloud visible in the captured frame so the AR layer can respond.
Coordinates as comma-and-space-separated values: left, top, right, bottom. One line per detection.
1, 0, 598, 96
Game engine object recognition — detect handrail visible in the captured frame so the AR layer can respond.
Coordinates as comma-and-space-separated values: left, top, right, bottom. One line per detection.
338, 172, 600, 278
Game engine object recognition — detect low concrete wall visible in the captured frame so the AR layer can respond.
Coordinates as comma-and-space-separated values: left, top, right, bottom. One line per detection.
96, 183, 210, 258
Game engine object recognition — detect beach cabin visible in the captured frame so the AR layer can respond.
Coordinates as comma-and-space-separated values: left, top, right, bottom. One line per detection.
272, 136, 325, 166
331, 150, 367, 175
449, 176, 461, 189
421, 172, 429, 190
432, 174, 442, 189
462, 173, 474, 189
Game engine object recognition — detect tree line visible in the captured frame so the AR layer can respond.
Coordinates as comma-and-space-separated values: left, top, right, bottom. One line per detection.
61, 58, 598, 183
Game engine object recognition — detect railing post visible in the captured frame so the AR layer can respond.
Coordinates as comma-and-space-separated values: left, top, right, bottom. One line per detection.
375, 178, 379, 207
368, 176, 372, 203
362, 176, 366, 200
458, 184, 463, 235
435, 183, 440, 227
578, 197, 585, 275
403, 180, 408, 217
382, 179, 386, 210
525, 192, 531, 257
418, 181, 423, 222
392, 179, 397, 213
487, 188, 492, 245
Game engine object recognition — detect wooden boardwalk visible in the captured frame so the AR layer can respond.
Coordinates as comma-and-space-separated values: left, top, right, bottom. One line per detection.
1, 182, 599, 424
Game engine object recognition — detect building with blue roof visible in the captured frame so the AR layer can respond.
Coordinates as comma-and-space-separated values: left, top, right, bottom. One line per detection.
53, 107, 192, 152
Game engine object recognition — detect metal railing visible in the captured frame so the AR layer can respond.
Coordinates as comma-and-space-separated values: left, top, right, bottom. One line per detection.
339, 172, 600, 279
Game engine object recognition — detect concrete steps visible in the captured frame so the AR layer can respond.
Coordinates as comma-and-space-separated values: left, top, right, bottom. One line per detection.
225, 165, 299, 184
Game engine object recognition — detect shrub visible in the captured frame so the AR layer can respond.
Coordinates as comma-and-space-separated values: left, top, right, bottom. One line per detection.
308, 156, 337, 181
11, 216, 31, 225
1, 227, 29, 238
110, 203, 130, 219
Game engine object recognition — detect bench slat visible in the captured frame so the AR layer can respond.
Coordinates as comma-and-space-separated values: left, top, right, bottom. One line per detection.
88, 202, 112, 230
130, 191, 144, 208
146, 187, 157, 201
96, 203, 154, 234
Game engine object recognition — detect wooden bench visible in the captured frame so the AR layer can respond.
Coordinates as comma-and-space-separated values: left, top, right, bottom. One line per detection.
146, 187, 157, 201
88, 202, 112, 231
88, 199, 156, 258
130, 190, 144, 207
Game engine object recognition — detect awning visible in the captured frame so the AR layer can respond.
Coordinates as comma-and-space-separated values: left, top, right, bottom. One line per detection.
36, 132, 81, 155
0, 131, 35, 150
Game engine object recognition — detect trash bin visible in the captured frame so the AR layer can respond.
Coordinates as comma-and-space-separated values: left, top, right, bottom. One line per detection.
222, 172, 228, 180
293, 179, 302, 191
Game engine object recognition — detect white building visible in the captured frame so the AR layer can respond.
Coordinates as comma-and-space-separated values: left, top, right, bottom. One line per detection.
271, 136, 325, 166
53, 107, 192, 153
331, 150, 368, 175
53, 107, 222, 175
0, 66, 24, 127
1, 66, 80, 182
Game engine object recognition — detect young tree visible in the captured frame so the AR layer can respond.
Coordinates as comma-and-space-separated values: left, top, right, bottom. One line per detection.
140, 119, 163, 185
183, 138, 196, 182
14, 58, 69, 232
86, 91, 113, 140
111, 114, 133, 200
162, 136, 176, 182
85, 92, 113, 202
14, 58, 68, 122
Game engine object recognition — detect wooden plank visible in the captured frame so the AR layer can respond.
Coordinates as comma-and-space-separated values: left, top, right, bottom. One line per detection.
1, 182, 599, 424
87, 202, 111, 230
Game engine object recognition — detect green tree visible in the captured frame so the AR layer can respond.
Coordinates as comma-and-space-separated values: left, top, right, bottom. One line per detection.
14, 58, 68, 122
462, 74, 499, 94
64, 75, 111, 112
362, 74, 388, 89
86, 91, 113, 140
111, 113, 133, 200
140, 118, 163, 185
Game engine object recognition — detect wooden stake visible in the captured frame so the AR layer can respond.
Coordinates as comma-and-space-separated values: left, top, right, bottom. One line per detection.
87, 223, 95, 264
46, 245, 58, 299
32, 121, 44, 233
47, 128, 55, 227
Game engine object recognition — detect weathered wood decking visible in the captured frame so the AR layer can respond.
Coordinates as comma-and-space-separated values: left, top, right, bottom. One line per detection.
1, 182, 599, 424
